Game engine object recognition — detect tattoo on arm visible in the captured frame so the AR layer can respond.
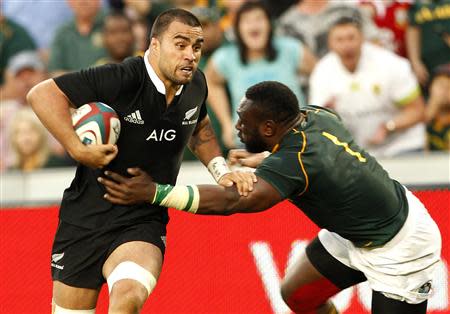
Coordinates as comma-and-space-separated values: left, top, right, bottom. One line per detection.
189, 119, 216, 153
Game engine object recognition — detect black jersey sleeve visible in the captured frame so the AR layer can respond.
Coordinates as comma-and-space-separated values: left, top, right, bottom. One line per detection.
53, 57, 142, 108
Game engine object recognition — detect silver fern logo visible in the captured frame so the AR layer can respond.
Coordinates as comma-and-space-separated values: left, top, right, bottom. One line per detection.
51, 252, 65, 270
183, 107, 198, 125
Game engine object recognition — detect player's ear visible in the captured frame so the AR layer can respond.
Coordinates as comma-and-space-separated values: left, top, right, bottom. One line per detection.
150, 37, 160, 51
261, 120, 276, 137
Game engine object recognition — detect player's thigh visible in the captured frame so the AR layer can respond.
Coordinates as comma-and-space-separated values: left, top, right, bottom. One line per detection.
281, 246, 324, 297
281, 236, 366, 297
103, 240, 163, 279
103, 220, 166, 280
52, 280, 99, 310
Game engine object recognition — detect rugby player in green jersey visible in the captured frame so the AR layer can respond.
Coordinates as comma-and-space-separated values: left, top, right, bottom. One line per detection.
100, 81, 442, 314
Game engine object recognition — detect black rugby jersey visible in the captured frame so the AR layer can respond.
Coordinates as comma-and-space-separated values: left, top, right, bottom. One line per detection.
54, 56, 208, 228
255, 107, 408, 247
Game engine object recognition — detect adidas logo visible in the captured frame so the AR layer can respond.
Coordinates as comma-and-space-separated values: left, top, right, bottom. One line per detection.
124, 110, 144, 124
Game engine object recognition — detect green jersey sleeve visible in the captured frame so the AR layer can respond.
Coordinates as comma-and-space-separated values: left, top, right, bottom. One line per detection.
255, 147, 307, 199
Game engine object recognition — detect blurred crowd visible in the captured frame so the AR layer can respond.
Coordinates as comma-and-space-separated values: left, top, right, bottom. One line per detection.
1, 0, 449, 173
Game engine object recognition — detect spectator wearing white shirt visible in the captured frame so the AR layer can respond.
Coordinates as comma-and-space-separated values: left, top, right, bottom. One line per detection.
309, 17, 426, 158
277, 0, 379, 58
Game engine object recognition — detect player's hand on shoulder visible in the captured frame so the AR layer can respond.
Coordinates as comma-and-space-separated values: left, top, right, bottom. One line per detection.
228, 149, 269, 168
70, 143, 118, 168
219, 171, 257, 197
99, 167, 154, 205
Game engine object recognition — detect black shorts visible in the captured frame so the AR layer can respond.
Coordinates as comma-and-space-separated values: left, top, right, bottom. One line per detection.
51, 220, 166, 289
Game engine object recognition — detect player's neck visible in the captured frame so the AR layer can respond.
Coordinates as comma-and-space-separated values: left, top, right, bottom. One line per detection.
148, 57, 180, 105
270, 114, 303, 151
164, 88, 179, 106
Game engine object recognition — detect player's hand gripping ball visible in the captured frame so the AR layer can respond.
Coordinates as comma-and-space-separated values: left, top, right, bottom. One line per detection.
72, 102, 121, 145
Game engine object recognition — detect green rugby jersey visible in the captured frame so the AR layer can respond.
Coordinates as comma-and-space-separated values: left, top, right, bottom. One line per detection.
255, 106, 408, 247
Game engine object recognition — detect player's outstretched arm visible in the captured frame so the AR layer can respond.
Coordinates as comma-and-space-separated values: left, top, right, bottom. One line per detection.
100, 168, 282, 215
155, 177, 283, 215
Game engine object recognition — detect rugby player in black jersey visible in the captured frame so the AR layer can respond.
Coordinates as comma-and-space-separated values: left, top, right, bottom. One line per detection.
27, 8, 256, 314
101, 81, 442, 314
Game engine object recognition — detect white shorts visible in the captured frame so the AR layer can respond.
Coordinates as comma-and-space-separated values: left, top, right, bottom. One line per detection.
318, 188, 442, 304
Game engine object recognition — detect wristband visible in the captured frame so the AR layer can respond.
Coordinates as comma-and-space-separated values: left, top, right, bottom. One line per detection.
151, 184, 199, 213
207, 156, 231, 182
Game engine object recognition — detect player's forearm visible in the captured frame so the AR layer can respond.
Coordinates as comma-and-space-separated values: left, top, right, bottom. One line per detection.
188, 117, 222, 164
150, 183, 260, 216
27, 79, 85, 158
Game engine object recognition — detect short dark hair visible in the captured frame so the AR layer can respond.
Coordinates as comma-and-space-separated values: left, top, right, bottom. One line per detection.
245, 81, 300, 123
103, 10, 132, 32
234, 1, 277, 65
330, 16, 363, 32
150, 8, 202, 39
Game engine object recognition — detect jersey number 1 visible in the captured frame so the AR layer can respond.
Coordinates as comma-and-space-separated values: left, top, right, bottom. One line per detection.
321, 132, 367, 162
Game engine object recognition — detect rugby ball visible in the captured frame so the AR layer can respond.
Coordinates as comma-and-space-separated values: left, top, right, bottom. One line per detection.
72, 102, 121, 145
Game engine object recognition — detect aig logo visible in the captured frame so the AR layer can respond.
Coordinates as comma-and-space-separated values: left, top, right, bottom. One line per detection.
146, 129, 176, 141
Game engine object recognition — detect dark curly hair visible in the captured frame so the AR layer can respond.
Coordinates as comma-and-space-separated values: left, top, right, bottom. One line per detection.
245, 81, 300, 123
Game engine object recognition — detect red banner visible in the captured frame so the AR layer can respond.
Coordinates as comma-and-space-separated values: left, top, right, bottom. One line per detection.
1, 190, 448, 313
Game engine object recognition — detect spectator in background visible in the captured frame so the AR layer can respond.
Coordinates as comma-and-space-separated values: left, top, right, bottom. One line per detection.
218, 0, 246, 42
183, 5, 225, 160
406, 0, 450, 88
263, 0, 298, 19
108, 0, 152, 21
48, 0, 107, 77
277, 0, 379, 58
206, 1, 316, 149
426, 63, 450, 151
1, 0, 73, 62
96, 11, 139, 65
172, 0, 200, 11
359, 0, 412, 57
132, 17, 152, 52
309, 17, 425, 158
108, 0, 153, 52
190, 6, 223, 70
0, 13, 36, 85
0, 51, 47, 171
7, 108, 71, 172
